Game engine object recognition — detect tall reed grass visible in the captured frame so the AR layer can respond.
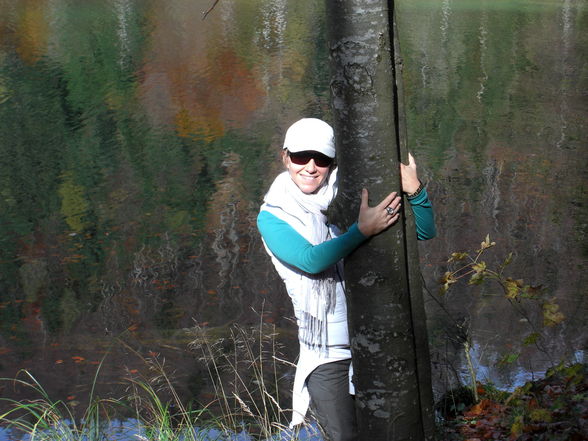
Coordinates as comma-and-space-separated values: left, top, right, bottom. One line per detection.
0, 320, 320, 440
188, 321, 295, 439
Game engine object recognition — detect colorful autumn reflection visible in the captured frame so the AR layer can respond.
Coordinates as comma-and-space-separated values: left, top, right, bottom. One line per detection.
140, 2, 265, 141
0, 1, 586, 438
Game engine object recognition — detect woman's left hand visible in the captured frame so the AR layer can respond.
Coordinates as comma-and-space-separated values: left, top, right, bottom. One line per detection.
400, 152, 421, 194
357, 189, 402, 237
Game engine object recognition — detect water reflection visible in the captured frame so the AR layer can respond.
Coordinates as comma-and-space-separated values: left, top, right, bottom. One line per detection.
397, 0, 587, 393
0, 418, 323, 441
0, 0, 586, 430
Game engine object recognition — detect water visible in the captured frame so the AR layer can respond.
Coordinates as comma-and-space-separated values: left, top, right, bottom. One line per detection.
396, 0, 587, 392
0, 419, 323, 441
0, 0, 586, 435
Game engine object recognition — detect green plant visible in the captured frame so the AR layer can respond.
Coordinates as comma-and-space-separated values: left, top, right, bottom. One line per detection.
437, 235, 565, 403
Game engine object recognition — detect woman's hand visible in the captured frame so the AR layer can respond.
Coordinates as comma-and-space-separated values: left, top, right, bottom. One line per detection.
357, 189, 401, 237
400, 152, 421, 194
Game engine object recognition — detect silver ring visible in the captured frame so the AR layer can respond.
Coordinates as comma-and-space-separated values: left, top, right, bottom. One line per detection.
386, 206, 395, 215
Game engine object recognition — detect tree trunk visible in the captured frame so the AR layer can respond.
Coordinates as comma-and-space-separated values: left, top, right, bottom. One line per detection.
325, 1, 434, 439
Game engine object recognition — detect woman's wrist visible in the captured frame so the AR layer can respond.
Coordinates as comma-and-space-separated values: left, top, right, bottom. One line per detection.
405, 181, 424, 199
352, 222, 369, 239
357, 220, 372, 237
402, 176, 421, 194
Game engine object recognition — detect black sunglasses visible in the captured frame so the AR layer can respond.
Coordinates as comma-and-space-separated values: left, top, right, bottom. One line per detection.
288, 151, 334, 168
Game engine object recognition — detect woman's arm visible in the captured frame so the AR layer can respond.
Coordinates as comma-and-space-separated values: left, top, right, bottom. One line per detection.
259, 188, 402, 273
408, 188, 436, 240
401, 153, 436, 240
257, 210, 366, 274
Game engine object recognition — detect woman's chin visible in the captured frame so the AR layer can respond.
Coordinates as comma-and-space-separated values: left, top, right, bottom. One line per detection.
297, 183, 320, 194
292, 176, 326, 194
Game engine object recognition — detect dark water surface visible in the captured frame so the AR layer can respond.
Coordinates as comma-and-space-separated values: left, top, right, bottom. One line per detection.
0, 0, 586, 434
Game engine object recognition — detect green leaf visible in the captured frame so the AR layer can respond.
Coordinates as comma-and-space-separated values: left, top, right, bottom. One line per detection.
529, 408, 552, 423
522, 284, 543, 299
510, 415, 524, 438
468, 272, 485, 285
522, 332, 540, 346
469, 261, 487, 285
498, 352, 520, 366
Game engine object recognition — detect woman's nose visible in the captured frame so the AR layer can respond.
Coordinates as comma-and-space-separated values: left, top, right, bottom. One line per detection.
305, 159, 317, 171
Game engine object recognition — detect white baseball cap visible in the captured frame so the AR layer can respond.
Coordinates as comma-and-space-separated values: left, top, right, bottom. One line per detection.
283, 118, 335, 158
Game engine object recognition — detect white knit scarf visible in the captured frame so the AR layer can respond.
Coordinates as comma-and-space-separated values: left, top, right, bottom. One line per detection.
262, 169, 339, 351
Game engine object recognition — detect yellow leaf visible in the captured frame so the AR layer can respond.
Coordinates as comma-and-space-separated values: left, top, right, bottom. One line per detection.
543, 299, 565, 327
478, 234, 496, 252
439, 272, 456, 295
505, 277, 523, 299
448, 252, 468, 263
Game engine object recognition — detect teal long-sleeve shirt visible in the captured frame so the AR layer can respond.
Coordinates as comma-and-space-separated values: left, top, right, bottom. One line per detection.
257, 189, 436, 275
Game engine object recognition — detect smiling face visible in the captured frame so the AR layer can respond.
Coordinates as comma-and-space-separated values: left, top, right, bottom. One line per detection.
282, 150, 333, 194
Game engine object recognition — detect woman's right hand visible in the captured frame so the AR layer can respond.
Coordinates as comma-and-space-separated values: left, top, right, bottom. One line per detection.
357, 188, 401, 237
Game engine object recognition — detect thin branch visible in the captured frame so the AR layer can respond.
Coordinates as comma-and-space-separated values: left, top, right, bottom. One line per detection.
202, 0, 221, 20
463, 339, 479, 403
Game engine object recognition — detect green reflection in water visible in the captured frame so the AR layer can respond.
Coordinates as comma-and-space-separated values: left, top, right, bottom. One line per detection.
397, 0, 587, 388
0, 0, 585, 414
0, 0, 328, 364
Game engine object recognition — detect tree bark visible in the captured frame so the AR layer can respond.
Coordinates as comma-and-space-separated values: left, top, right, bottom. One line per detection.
325, 1, 434, 439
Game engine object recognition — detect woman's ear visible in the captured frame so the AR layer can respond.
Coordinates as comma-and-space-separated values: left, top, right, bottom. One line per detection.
281, 150, 289, 167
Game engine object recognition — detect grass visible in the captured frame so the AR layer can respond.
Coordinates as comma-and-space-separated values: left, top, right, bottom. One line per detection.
189, 322, 290, 437
2, 331, 584, 440
0, 369, 114, 441
0, 321, 321, 441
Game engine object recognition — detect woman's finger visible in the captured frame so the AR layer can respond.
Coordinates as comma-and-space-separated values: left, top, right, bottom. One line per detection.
385, 196, 402, 212
377, 191, 398, 209
407, 152, 416, 167
360, 188, 369, 210
386, 213, 400, 225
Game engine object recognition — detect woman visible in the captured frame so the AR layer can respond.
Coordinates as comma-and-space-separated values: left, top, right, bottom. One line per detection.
257, 118, 435, 441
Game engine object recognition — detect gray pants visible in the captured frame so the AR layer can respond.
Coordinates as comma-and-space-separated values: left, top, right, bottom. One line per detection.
307, 359, 358, 441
